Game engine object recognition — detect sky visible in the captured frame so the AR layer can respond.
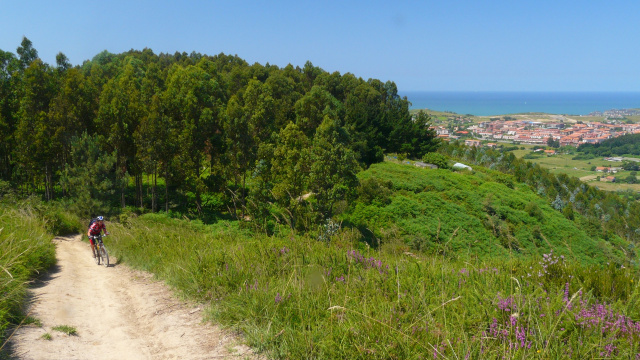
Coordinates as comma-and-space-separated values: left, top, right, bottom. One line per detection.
1, 0, 639, 92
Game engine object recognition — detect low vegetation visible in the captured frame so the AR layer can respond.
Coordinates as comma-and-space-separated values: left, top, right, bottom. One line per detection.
105, 157, 640, 359
343, 162, 627, 265
0, 195, 82, 353
107, 211, 640, 359
51, 325, 77, 336
0, 203, 55, 350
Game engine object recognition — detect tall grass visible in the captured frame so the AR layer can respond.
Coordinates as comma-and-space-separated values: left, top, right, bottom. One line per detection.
109, 214, 640, 359
0, 203, 57, 351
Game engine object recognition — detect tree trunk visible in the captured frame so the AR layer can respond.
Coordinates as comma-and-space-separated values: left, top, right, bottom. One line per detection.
44, 163, 50, 201
241, 172, 246, 219
164, 167, 169, 213
152, 162, 157, 213
195, 166, 202, 216
135, 173, 143, 209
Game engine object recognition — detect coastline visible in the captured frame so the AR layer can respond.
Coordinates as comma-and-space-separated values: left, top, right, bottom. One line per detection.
401, 91, 640, 116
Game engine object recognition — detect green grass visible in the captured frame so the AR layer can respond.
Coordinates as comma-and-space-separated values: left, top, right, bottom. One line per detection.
40, 333, 52, 340
107, 206, 640, 358
507, 149, 640, 192
0, 202, 56, 351
344, 162, 627, 266
51, 325, 77, 336
22, 316, 42, 327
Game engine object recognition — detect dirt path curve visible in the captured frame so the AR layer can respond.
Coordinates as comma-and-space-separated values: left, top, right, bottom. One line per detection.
10, 235, 258, 360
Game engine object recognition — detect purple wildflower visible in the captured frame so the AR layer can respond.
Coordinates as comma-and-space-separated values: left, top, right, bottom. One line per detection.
496, 294, 517, 312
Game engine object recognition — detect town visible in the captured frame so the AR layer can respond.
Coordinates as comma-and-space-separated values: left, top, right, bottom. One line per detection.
433, 118, 640, 147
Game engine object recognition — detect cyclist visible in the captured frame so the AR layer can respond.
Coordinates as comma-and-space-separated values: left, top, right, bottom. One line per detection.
88, 216, 109, 258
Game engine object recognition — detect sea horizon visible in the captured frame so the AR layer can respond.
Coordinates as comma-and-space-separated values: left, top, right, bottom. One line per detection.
400, 91, 640, 117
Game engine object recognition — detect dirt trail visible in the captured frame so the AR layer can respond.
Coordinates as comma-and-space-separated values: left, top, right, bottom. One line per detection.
10, 235, 257, 360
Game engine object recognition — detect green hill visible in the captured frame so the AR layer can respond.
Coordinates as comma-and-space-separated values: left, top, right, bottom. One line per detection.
103, 168, 640, 359
342, 161, 628, 265
579, 133, 640, 157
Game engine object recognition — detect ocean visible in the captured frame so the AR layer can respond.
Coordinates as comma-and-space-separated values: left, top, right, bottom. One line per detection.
399, 91, 640, 116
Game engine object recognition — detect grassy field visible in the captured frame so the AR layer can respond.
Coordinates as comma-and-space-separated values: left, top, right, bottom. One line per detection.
591, 181, 640, 192
101, 160, 640, 359
507, 147, 640, 193
107, 210, 640, 359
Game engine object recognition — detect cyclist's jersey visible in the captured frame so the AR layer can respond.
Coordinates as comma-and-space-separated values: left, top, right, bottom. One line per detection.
88, 222, 107, 236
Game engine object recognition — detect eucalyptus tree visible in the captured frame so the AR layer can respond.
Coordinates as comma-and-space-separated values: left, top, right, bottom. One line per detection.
16, 37, 38, 70
0, 50, 18, 181
135, 62, 167, 211
96, 57, 145, 207
61, 132, 119, 216
55, 52, 71, 72
308, 117, 360, 222
294, 85, 343, 138
223, 79, 275, 216
13, 59, 56, 198
163, 62, 223, 214
343, 81, 385, 166
265, 72, 301, 130
269, 122, 312, 230
135, 95, 170, 212
49, 68, 97, 196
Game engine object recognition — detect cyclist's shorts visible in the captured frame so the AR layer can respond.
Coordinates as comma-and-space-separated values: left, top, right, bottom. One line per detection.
89, 236, 96, 245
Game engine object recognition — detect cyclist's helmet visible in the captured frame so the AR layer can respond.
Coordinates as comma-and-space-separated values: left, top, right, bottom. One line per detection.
97, 216, 104, 221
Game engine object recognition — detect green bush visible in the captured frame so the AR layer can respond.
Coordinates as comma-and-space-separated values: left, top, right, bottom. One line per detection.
422, 152, 450, 169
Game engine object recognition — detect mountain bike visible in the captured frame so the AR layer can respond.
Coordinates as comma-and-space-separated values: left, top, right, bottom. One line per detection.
91, 235, 109, 267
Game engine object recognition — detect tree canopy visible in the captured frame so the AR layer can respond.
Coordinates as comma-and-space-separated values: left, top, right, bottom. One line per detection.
0, 38, 439, 230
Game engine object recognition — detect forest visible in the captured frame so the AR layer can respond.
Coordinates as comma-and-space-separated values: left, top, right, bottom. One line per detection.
5, 37, 640, 359
0, 37, 438, 231
578, 133, 640, 157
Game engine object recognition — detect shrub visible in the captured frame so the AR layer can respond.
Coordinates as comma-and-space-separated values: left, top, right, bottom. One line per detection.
422, 152, 450, 169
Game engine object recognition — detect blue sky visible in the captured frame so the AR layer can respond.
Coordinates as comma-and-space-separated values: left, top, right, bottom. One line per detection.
1, 0, 639, 91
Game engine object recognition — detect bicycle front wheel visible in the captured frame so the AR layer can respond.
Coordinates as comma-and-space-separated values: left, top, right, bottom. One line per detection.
100, 245, 109, 267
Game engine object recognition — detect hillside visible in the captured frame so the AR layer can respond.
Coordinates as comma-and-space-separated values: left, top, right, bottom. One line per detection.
579, 133, 640, 157
99, 174, 640, 359
4, 163, 636, 359
343, 161, 628, 265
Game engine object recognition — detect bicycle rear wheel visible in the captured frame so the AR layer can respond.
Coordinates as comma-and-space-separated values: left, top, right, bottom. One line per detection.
100, 245, 109, 267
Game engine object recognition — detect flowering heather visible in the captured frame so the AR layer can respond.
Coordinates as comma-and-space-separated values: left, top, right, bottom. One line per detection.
538, 250, 564, 277
347, 250, 389, 274
478, 267, 499, 274
575, 302, 640, 338
495, 294, 517, 312
279, 246, 290, 255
